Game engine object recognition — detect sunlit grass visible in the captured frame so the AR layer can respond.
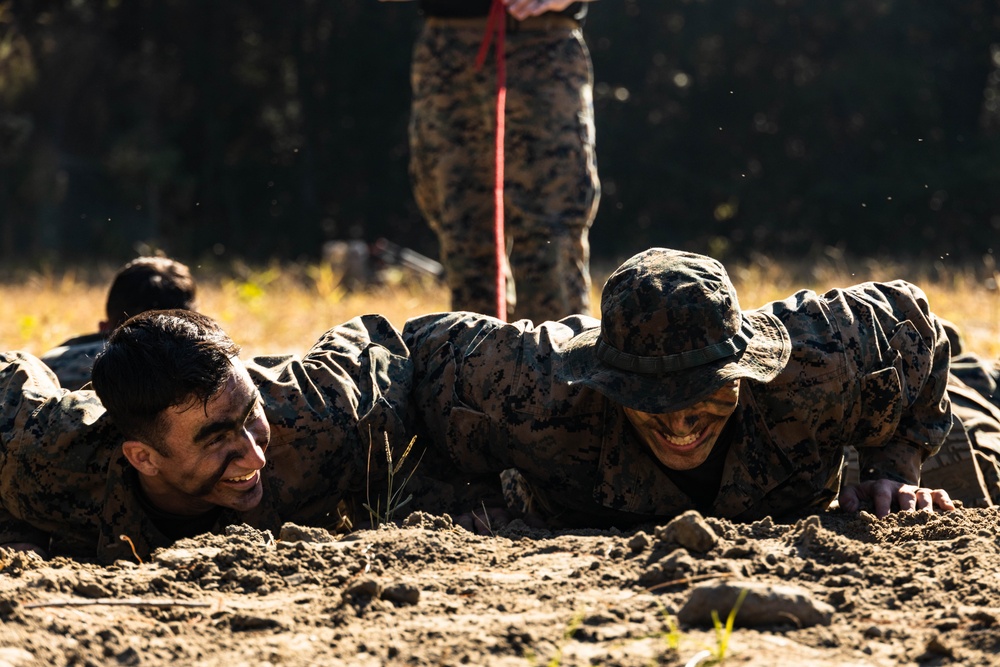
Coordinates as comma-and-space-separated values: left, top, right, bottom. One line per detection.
0, 262, 449, 358
1, 254, 997, 361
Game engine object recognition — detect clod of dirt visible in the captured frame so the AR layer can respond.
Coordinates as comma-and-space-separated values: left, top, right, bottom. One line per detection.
0, 549, 45, 576
678, 579, 834, 627
627, 531, 650, 553
382, 582, 420, 606
0, 647, 36, 666
401, 511, 455, 531
637, 548, 696, 587
655, 510, 719, 553
345, 576, 382, 598
72, 581, 110, 598
278, 523, 336, 543
223, 523, 275, 545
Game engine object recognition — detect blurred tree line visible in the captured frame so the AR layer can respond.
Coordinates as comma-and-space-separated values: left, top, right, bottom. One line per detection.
1, 0, 998, 269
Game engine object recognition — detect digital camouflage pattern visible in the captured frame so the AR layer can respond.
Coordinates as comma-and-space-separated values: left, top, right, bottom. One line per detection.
936, 360, 1000, 506
950, 351, 1000, 409
404, 280, 955, 527
840, 383, 999, 507
840, 338, 1000, 507
39, 332, 106, 390
409, 16, 599, 322
0, 315, 418, 564
556, 248, 791, 414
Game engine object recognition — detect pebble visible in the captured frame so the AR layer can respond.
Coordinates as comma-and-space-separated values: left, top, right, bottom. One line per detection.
345, 577, 382, 598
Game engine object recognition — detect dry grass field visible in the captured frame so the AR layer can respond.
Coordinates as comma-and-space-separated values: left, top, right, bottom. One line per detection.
2, 253, 997, 361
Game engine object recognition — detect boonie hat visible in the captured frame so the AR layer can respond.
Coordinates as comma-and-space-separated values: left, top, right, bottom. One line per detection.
558, 248, 790, 413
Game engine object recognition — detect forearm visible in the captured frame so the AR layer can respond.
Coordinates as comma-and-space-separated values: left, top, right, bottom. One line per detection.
857, 439, 924, 485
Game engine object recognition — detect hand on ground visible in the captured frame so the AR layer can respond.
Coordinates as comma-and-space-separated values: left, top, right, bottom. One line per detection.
839, 479, 956, 518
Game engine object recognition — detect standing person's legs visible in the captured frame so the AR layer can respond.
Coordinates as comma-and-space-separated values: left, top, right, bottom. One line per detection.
410, 21, 511, 318
504, 26, 599, 323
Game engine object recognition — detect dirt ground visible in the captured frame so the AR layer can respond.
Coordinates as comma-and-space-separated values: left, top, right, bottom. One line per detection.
1, 505, 999, 667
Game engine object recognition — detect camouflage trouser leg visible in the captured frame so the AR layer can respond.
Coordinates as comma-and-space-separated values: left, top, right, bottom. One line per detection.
950, 352, 1000, 408
925, 379, 1000, 506
840, 390, 1000, 507
935, 361, 1000, 505
501, 467, 534, 515
918, 415, 994, 508
409, 19, 599, 322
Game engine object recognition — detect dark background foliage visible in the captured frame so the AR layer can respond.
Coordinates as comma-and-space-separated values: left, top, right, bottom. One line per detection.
1, 0, 998, 268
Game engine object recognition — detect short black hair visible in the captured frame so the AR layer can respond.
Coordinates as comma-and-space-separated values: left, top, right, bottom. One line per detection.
105, 256, 197, 330
91, 310, 241, 451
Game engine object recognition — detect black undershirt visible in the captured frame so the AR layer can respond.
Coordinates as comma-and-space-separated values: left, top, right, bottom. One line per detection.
134, 483, 223, 541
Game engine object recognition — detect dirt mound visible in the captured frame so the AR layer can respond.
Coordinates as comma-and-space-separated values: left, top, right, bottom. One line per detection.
1, 507, 999, 666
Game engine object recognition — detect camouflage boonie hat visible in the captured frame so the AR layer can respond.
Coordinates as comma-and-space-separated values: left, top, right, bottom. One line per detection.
559, 248, 791, 413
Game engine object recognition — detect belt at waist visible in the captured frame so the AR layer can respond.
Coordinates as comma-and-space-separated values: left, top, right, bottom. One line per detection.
424, 15, 580, 32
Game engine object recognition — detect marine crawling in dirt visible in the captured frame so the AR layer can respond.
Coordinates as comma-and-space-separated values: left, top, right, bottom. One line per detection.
404, 247, 1000, 531
0, 309, 419, 563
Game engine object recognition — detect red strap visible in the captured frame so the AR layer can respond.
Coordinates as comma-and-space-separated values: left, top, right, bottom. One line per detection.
476, 0, 508, 321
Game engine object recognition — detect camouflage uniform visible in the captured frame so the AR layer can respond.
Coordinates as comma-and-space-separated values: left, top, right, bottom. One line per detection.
925, 354, 1000, 506
842, 335, 1000, 507
409, 7, 600, 322
404, 252, 954, 527
0, 315, 416, 563
39, 332, 106, 390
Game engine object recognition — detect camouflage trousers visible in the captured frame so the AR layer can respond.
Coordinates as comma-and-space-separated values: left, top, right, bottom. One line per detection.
927, 362, 1000, 507
409, 16, 600, 323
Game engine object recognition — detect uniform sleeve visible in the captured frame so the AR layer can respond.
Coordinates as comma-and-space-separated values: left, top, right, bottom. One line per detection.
836, 281, 953, 484
1, 352, 59, 551
0, 352, 112, 554
402, 312, 519, 470
245, 314, 415, 520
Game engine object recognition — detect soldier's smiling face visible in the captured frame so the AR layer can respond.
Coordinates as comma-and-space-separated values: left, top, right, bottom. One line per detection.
138, 359, 270, 515
624, 380, 740, 470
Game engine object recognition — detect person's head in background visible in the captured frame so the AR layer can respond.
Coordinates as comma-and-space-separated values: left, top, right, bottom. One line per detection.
100, 256, 198, 333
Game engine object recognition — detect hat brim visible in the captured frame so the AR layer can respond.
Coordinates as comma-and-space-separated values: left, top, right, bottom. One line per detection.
556, 310, 791, 413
